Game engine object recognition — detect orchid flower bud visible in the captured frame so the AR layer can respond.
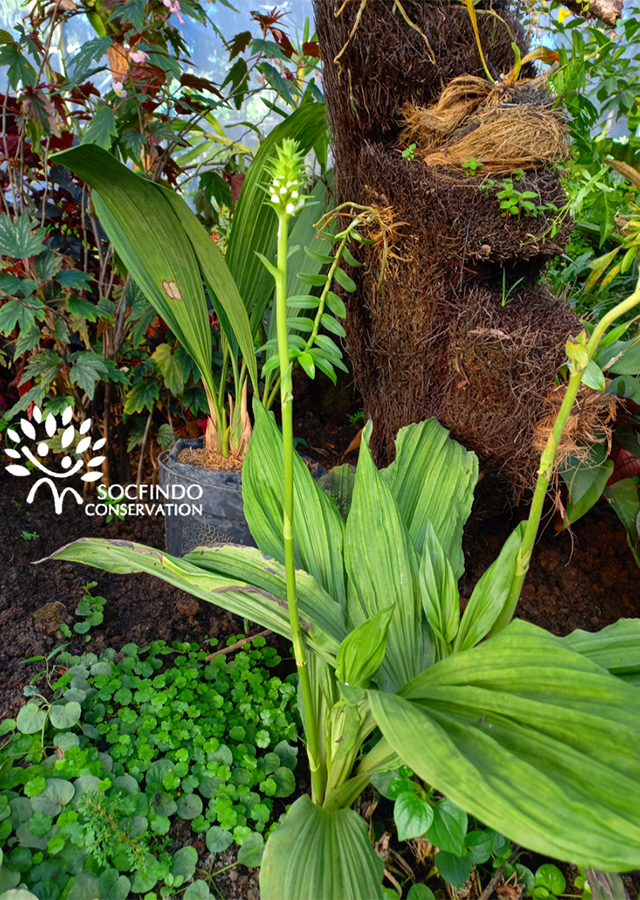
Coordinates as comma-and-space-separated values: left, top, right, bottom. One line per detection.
267, 138, 308, 219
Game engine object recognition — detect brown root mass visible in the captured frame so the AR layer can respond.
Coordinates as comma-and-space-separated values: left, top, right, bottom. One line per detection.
314, 0, 601, 492
532, 385, 616, 462
400, 78, 570, 173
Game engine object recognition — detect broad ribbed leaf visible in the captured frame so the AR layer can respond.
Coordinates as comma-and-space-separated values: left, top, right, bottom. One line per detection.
603, 478, 639, 544
260, 795, 383, 900
562, 619, 640, 680
336, 608, 394, 688
53, 145, 217, 402
560, 447, 614, 525
369, 621, 640, 870
159, 186, 257, 392
381, 420, 478, 578
345, 431, 432, 691
454, 523, 525, 651
226, 101, 327, 330
243, 401, 347, 608
44, 539, 342, 662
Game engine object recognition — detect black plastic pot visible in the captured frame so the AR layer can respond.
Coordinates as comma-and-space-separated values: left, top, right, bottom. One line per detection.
158, 438, 251, 556
158, 437, 326, 556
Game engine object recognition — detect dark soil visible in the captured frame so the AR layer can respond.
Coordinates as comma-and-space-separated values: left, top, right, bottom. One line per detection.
0, 472, 252, 722
461, 506, 640, 635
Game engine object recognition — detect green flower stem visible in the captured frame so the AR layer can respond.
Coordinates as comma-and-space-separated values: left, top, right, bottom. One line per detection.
274, 214, 324, 805
497, 275, 640, 630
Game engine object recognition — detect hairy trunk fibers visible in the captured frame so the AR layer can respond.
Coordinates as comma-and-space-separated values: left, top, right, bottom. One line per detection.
314, 0, 597, 495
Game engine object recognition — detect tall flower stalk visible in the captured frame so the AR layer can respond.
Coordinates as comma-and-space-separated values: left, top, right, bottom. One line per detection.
262, 140, 323, 801
497, 271, 640, 628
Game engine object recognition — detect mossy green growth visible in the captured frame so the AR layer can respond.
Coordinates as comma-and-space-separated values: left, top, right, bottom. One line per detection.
0, 636, 300, 899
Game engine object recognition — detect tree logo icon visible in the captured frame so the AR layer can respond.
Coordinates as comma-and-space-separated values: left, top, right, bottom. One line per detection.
4, 405, 106, 514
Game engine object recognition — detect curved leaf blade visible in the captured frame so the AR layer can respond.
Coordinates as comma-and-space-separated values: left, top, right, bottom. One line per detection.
159, 186, 257, 392
43, 539, 341, 662
369, 621, 640, 870
53, 145, 216, 401
454, 522, 525, 650
186, 543, 347, 658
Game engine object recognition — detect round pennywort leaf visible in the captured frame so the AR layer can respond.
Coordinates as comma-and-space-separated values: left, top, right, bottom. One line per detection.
49, 702, 81, 730
16, 704, 47, 735
205, 826, 233, 854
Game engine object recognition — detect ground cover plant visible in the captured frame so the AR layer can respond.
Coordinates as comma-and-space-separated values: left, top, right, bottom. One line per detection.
46, 140, 640, 899
0, 635, 300, 898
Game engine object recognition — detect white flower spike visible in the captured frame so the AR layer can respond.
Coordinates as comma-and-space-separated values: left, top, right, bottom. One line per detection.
267, 138, 309, 220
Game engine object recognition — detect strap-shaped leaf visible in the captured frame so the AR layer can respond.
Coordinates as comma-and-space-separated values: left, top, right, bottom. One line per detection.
260, 795, 383, 900
44, 539, 342, 662
53, 145, 217, 402
369, 621, 640, 870
243, 401, 347, 609
345, 431, 432, 691
381, 420, 478, 578
454, 522, 525, 651
562, 619, 640, 680
226, 101, 327, 330
158, 185, 258, 392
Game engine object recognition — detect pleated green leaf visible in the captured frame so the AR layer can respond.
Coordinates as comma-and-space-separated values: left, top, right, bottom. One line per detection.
381, 420, 478, 578
243, 400, 347, 609
226, 101, 327, 330
454, 522, 525, 651
53, 145, 217, 402
345, 431, 432, 691
561, 618, 640, 680
44, 539, 343, 663
369, 621, 640, 871
336, 607, 394, 688
259, 795, 383, 900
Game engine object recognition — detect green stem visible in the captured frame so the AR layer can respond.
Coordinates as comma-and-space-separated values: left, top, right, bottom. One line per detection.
496, 276, 640, 629
303, 235, 348, 353
265, 375, 281, 412
275, 215, 324, 804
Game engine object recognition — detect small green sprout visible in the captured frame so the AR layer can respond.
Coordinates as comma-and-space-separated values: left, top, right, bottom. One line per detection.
402, 143, 417, 160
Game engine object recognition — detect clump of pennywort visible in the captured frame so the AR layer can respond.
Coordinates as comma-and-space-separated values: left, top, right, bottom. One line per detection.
0, 636, 300, 899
